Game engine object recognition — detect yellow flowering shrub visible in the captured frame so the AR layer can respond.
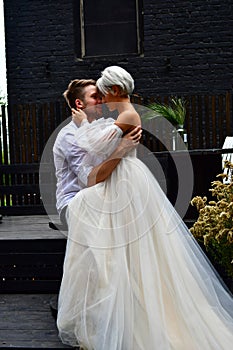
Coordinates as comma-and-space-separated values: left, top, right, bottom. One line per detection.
190, 161, 233, 288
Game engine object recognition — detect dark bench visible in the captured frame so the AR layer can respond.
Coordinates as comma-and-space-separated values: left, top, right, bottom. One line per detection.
0, 163, 57, 216
1, 149, 232, 221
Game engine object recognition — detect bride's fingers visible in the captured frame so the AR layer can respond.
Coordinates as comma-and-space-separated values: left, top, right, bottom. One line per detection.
132, 129, 142, 141
128, 125, 141, 135
72, 108, 82, 114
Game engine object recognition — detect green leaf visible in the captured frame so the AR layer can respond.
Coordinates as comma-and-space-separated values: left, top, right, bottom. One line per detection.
146, 98, 186, 126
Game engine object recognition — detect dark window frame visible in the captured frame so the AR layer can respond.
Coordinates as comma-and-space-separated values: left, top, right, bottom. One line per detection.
73, 0, 144, 59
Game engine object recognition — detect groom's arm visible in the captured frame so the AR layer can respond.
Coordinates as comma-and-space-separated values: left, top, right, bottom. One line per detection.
87, 126, 142, 187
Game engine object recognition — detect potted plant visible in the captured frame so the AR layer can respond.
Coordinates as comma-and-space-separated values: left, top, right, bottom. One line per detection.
147, 98, 188, 150
190, 160, 233, 292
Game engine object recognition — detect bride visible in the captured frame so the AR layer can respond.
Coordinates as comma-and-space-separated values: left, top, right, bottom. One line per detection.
57, 66, 233, 349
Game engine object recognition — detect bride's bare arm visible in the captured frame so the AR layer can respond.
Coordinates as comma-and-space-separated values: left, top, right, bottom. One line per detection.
116, 109, 141, 127
87, 126, 141, 187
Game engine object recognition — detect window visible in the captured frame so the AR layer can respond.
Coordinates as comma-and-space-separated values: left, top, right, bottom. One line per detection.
73, 0, 143, 58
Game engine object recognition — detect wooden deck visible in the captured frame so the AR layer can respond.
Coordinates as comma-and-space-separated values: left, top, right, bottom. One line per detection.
0, 215, 73, 349
0, 294, 71, 349
0, 215, 66, 240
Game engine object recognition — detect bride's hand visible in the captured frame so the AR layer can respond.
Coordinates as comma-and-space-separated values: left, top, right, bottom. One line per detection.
72, 108, 88, 126
119, 126, 142, 154
123, 125, 142, 145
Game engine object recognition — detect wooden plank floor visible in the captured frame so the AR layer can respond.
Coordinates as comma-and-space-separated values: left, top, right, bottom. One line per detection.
0, 215, 67, 240
0, 294, 72, 349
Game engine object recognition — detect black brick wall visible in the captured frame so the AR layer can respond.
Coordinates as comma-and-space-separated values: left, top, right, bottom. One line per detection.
4, 0, 233, 105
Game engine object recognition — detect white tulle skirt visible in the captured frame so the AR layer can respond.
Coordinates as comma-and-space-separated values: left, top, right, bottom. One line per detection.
57, 154, 233, 350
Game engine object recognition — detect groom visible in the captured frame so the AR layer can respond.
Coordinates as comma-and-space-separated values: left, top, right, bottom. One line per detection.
53, 78, 141, 227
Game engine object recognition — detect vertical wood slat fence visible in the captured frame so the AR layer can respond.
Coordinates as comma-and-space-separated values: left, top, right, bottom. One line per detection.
185, 92, 233, 149
7, 101, 70, 164
0, 92, 232, 214
139, 91, 233, 151
0, 92, 232, 165
0, 101, 70, 213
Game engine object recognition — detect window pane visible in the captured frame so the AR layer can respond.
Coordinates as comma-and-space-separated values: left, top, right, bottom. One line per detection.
84, 0, 137, 24
85, 22, 138, 56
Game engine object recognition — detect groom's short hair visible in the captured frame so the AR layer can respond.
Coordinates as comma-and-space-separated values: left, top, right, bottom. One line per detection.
63, 79, 96, 109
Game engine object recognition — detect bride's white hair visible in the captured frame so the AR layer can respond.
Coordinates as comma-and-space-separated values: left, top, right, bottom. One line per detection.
96, 66, 134, 96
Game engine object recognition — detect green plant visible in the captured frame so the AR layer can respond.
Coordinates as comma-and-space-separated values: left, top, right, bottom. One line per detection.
147, 98, 186, 127
190, 161, 233, 289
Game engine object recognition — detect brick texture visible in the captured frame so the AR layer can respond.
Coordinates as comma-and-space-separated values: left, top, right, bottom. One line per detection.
3, 0, 233, 104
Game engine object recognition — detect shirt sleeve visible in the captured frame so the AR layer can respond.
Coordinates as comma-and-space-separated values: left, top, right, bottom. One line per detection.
59, 127, 94, 187
77, 158, 95, 187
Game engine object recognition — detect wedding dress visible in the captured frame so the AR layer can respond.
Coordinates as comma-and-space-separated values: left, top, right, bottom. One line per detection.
57, 118, 233, 350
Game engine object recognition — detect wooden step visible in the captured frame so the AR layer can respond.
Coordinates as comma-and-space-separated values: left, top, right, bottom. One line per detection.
0, 217, 72, 348
0, 239, 66, 293
0, 216, 66, 293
